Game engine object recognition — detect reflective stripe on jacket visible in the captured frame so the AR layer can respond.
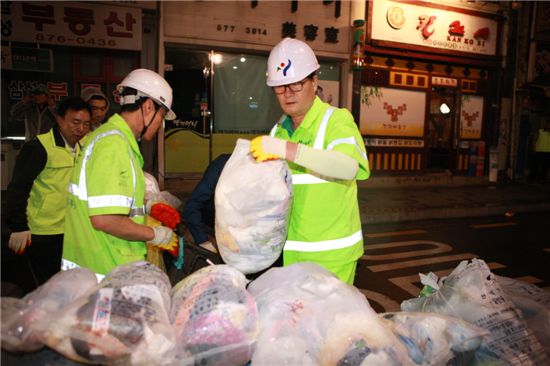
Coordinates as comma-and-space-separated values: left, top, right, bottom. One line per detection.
270, 97, 369, 261
62, 114, 146, 276
27, 129, 77, 234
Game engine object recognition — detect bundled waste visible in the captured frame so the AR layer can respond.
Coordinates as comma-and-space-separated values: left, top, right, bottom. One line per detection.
31, 261, 174, 365
401, 258, 550, 365
1, 268, 97, 352
247, 262, 413, 365
496, 275, 550, 356
380, 312, 488, 365
169, 264, 259, 366
3, 258, 549, 366
215, 139, 292, 274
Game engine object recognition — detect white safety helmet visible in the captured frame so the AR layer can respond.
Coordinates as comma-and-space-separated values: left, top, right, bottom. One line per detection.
117, 68, 176, 120
266, 38, 320, 87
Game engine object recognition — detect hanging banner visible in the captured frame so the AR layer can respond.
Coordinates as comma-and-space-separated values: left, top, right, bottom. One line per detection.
1, 1, 142, 50
370, 0, 498, 56
460, 95, 484, 139
360, 87, 426, 137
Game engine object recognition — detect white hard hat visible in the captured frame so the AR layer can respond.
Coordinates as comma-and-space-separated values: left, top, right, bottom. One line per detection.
117, 68, 176, 120
267, 38, 320, 87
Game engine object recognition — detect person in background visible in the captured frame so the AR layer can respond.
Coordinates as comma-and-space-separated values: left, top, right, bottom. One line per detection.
6, 97, 91, 291
250, 38, 370, 285
182, 153, 231, 252
62, 69, 178, 280
10, 84, 57, 141
528, 117, 550, 184
81, 86, 110, 130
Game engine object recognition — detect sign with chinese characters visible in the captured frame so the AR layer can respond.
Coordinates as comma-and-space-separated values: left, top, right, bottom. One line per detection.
163, 1, 351, 56
364, 138, 424, 148
459, 95, 483, 139
371, 1, 498, 56
1, 2, 142, 50
360, 87, 426, 137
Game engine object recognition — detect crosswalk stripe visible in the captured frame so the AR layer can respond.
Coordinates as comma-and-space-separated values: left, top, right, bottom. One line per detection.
365, 229, 426, 238
367, 253, 477, 272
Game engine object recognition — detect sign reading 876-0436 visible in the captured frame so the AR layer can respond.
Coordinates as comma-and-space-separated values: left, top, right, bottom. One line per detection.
36, 33, 116, 47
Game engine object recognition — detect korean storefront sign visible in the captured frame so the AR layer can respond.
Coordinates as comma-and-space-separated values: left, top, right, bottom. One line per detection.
2, 47, 53, 72
163, 1, 350, 55
360, 87, 426, 137
459, 95, 484, 139
1, 2, 142, 50
370, 1, 498, 56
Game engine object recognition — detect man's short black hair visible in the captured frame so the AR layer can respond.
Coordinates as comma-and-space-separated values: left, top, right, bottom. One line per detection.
57, 97, 91, 118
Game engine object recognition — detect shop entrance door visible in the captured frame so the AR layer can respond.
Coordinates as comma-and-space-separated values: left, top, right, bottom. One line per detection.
426, 87, 457, 170
163, 47, 213, 176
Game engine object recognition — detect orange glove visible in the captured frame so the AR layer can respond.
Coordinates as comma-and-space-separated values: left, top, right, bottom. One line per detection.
150, 203, 181, 230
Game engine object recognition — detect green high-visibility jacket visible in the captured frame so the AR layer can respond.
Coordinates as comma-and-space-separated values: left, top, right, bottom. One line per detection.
27, 129, 78, 234
535, 129, 550, 153
62, 114, 146, 278
270, 97, 370, 270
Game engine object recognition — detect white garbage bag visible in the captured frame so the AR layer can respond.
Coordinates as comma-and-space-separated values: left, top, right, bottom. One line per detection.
1, 268, 97, 353
32, 261, 175, 366
496, 275, 550, 357
169, 264, 259, 366
401, 258, 549, 365
215, 139, 292, 274
248, 262, 413, 365
380, 312, 488, 365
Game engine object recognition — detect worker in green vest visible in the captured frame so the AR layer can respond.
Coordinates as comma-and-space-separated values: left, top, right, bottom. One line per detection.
250, 38, 370, 284
7, 97, 91, 292
528, 118, 550, 184
62, 69, 178, 280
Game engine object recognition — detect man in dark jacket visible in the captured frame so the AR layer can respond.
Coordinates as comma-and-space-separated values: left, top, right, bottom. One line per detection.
7, 97, 91, 291
182, 154, 231, 252
10, 84, 57, 141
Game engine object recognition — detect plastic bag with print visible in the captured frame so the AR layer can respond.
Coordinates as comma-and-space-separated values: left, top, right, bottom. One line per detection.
169, 264, 259, 366
401, 258, 549, 365
215, 139, 292, 274
32, 261, 175, 365
1, 268, 97, 353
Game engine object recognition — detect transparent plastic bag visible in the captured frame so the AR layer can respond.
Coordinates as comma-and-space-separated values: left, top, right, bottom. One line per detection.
32, 261, 174, 365
248, 262, 412, 366
215, 139, 292, 274
401, 259, 549, 365
169, 264, 259, 366
380, 311, 488, 365
496, 275, 550, 357
1, 268, 97, 352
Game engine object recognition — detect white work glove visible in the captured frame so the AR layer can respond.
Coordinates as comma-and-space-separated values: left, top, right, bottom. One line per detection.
150, 225, 176, 246
8, 231, 31, 254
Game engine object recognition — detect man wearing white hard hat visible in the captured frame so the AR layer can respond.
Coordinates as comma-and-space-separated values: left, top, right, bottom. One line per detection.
250, 38, 370, 284
62, 69, 178, 279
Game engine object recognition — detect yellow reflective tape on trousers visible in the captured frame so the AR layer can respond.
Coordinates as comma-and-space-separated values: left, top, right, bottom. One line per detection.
284, 230, 363, 252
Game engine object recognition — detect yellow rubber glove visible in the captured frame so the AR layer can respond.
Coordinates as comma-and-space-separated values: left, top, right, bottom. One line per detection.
146, 215, 178, 252
250, 136, 287, 162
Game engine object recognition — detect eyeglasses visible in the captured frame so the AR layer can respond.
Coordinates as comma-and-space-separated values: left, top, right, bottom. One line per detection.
273, 78, 311, 95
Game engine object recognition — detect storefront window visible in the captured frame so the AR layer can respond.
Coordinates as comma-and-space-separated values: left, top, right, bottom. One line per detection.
79, 56, 103, 78
213, 53, 281, 133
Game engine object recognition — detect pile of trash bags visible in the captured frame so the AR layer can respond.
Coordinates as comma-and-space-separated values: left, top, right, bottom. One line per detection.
2, 259, 549, 365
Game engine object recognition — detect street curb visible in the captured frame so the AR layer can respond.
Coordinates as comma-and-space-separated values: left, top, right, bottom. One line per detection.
361, 202, 550, 224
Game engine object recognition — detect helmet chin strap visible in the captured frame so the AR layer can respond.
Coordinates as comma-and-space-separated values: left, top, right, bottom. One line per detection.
138, 100, 160, 140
